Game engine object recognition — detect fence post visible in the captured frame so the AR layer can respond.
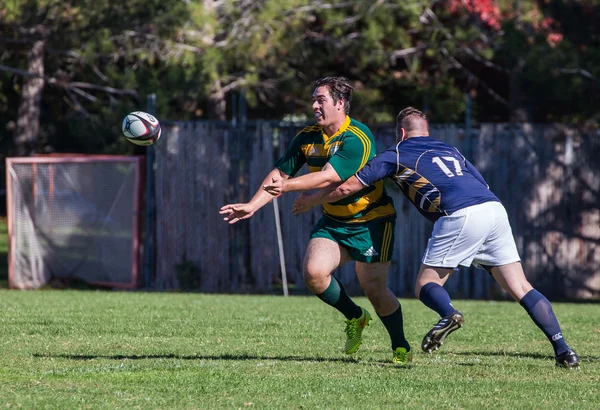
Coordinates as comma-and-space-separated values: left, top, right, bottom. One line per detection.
144, 94, 157, 288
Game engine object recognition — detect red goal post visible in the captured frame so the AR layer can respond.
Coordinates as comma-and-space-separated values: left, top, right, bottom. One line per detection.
6, 155, 144, 289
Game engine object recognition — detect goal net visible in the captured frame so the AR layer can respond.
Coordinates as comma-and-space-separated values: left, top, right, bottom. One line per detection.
6, 155, 143, 289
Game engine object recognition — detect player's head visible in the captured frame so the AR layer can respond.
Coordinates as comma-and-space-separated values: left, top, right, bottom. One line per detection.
395, 107, 429, 141
312, 77, 353, 128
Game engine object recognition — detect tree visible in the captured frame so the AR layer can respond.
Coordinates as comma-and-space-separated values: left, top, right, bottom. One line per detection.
0, 0, 193, 154
1, 0, 599, 158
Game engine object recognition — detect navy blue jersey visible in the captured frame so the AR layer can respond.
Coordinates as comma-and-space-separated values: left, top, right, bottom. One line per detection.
356, 137, 499, 222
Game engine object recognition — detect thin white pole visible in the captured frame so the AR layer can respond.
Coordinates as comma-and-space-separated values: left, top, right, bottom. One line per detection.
272, 197, 289, 296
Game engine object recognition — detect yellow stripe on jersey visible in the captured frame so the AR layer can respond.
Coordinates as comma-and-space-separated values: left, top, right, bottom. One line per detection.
347, 126, 371, 169
325, 202, 396, 224
286, 126, 323, 148
381, 221, 392, 262
427, 197, 441, 213
408, 177, 429, 202
302, 142, 343, 158
302, 125, 321, 133
324, 181, 385, 216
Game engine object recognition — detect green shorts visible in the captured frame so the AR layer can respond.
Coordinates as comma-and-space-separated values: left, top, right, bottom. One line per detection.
310, 216, 396, 263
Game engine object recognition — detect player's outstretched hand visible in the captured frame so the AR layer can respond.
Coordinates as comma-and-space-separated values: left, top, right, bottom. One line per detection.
219, 203, 256, 224
263, 177, 285, 196
291, 193, 317, 215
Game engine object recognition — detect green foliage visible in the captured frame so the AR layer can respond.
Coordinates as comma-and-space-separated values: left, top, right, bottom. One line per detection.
1, 0, 599, 155
0, 291, 597, 408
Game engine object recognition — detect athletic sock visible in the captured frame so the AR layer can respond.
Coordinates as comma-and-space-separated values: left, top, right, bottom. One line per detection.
379, 305, 411, 351
419, 282, 456, 317
316, 275, 362, 320
519, 289, 570, 356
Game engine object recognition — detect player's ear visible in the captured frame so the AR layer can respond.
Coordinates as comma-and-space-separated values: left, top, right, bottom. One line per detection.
400, 127, 407, 141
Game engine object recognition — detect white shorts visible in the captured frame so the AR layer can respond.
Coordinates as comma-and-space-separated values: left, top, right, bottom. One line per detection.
421, 201, 521, 269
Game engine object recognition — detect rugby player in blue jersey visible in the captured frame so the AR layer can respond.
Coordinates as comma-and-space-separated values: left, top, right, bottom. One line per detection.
285, 107, 579, 369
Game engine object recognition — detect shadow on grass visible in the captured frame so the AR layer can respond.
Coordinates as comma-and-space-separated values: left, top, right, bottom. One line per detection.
454, 350, 600, 363
32, 353, 414, 369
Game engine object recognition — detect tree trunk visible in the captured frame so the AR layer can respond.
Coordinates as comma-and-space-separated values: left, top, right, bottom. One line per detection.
14, 26, 48, 156
207, 77, 227, 120
201, 0, 227, 120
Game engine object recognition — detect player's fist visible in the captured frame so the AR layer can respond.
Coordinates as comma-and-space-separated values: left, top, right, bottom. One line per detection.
263, 177, 285, 196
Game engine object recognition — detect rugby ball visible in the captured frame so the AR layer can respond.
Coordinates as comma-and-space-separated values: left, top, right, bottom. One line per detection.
122, 111, 161, 146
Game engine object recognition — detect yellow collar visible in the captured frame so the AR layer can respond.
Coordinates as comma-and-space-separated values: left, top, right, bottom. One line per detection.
322, 115, 351, 142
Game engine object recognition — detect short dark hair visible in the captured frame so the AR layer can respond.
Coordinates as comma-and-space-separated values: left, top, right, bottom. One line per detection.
396, 107, 428, 124
396, 107, 429, 134
315, 76, 353, 114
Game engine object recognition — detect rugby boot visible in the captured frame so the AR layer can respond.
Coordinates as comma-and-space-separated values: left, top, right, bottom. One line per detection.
555, 349, 580, 369
421, 311, 465, 353
344, 307, 372, 354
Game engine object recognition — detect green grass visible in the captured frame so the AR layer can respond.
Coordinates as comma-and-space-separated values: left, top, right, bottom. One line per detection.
0, 292, 598, 409
0, 217, 7, 287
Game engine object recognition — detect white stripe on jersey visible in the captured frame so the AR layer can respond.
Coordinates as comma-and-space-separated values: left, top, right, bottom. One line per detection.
398, 169, 413, 181
420, 188, 439, 209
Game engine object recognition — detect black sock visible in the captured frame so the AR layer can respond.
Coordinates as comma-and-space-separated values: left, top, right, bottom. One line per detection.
419, 282, 456, 317
520, 289, 570, 356
316, 276, 362, 320
378, 305, 411, 351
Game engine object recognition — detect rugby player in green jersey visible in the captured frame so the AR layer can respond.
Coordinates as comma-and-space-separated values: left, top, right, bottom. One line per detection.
220, 77, 412, 364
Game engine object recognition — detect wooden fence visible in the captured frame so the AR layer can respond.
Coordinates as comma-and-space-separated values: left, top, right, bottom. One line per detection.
152, 121, 600, 299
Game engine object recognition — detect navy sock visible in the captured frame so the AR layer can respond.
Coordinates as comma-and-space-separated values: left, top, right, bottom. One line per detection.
316, 276, 362, 320
419, 282, 456, 318
379, 305, 411, 351
519, 289, 569, 356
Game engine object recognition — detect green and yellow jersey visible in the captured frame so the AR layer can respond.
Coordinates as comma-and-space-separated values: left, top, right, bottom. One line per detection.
275, 116, 396, 223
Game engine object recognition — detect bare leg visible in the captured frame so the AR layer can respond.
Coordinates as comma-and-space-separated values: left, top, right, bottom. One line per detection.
489, 261, 533, 300
356, 261, 410, 353
415, 264, 453, 299
355, 261, 396, 316
303, 237, 349, 294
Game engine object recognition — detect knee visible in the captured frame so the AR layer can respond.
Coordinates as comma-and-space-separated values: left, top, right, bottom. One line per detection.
415, 276, 432, 299
515, 281, 534, 300
303, 267, 328, 291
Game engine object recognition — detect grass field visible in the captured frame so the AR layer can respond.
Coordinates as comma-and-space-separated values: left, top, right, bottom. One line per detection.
0, 291, 598, 409
0, 217, 8, 287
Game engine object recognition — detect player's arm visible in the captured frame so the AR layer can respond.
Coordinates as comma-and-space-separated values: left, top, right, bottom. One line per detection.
264, 130, 368, 195
220, 168, 289, 224
221, 130, 305, 224
264, 162, 341, 195
292, 148, 398, 214
291, 176, 363, 215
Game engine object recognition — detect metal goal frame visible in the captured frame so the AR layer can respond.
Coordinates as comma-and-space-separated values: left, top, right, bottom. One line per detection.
6, 155, 144, 289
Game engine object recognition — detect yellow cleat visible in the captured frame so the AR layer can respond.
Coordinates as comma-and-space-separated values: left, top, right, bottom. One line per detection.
344, 307, 372, 354
392, 347, 413, 365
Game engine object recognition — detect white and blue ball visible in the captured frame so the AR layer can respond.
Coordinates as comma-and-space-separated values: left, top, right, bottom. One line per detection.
122, 111, 161, 146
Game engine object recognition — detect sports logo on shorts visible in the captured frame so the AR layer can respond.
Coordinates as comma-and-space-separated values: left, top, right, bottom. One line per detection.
363, 246, 379, 257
